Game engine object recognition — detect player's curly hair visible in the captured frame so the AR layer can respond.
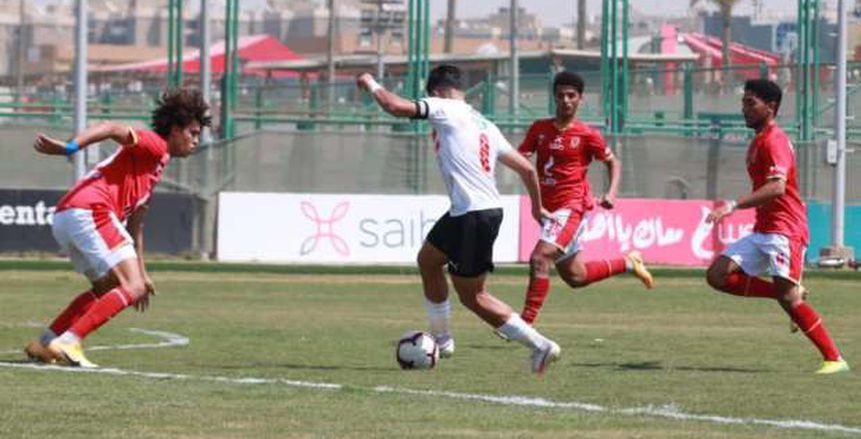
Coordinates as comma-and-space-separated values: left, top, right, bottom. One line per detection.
151, 88, 212, 138
553, 71, 585, 95
744, 79, 782, 115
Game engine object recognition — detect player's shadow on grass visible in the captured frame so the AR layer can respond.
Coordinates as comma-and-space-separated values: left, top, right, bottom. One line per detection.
210, 362, 393, 372
574, 360, 768, 373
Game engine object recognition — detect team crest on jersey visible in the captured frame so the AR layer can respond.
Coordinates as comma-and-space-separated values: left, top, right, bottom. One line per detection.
569, 137, 580, 149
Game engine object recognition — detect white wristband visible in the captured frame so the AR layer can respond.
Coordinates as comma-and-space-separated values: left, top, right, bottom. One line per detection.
367, 78, 383, 93
725, 200, 737, 211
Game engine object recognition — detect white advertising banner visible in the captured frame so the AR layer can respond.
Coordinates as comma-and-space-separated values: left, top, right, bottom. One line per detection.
218, 192, 521, 263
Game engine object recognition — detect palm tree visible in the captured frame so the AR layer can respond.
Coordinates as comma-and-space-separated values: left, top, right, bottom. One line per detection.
691, 0, 742, 75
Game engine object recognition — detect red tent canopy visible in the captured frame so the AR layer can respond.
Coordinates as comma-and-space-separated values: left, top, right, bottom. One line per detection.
680, 33, 780, 70
95, 34, 304, 77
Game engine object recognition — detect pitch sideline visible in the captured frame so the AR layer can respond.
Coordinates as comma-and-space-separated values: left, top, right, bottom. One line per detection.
0, 328, 858, 435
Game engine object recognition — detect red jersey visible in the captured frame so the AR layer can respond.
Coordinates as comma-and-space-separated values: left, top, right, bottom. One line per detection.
56, 129, 169, 221
518, 119, 613, 212
746, 122, 809, 244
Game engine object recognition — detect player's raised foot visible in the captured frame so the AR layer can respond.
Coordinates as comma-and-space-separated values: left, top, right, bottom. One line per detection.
815, 358, 850, 375
626, 251, 654, 289
437, 336, 455, 359
790, 286, 810, 333
47, 338, 98, 369
24, 341, 61, 364
531, 340, 561, 375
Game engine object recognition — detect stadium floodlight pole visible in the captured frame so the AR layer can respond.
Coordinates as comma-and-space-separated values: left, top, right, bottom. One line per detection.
509, 0, 519, 122
73, 0, 89, 181
833, 0, 848, 249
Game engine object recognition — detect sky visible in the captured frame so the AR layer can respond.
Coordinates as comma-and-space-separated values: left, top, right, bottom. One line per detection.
39, 0, 830, 26
425, 0, 819, 27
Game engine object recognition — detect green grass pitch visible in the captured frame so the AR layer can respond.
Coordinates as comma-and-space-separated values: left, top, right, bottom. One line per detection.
1, 262, 858, 438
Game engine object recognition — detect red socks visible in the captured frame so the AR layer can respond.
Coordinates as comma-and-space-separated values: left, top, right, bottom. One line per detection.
520, 258, 628, 324
720, 272, 779, 299
719, 272, 841, 361
521, 277, 550, 324
583, 258, 627, 285
49, 290, 100, 335
788, 302, 841, 361
67, 287, 136, 340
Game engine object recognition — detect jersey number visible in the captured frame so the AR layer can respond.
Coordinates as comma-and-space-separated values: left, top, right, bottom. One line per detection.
479, 133, 491, 173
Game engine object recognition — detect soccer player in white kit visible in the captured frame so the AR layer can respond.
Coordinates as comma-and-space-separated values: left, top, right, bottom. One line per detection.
357, 65, 561, 374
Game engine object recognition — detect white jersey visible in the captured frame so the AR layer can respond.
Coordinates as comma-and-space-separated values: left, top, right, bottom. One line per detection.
416, 97, 514, 216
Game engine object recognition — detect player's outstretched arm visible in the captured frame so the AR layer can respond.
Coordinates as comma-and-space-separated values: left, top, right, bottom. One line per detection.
356, 72, 419, 118
706, 179, 786, 224
499, 150, 549, 222
34, 122, 134, 156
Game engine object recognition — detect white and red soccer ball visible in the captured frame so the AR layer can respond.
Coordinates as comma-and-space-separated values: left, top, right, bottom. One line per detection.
396, 331, 438, 370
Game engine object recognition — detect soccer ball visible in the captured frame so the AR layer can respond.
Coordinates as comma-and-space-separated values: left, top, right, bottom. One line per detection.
396, 331, 439, 370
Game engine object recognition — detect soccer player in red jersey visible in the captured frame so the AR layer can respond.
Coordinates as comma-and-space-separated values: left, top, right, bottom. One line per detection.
24, 89, 210, 368
516, 71, 654, 326
705, 79, 849, 374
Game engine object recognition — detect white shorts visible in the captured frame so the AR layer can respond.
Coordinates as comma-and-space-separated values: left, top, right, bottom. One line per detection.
722, 232, 806, 284
52, 208, 137, 281
539, 208, 589, 262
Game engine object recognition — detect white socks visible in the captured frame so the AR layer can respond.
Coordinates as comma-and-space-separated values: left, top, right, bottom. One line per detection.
55, 331, 81, 345
425, 298, 451, 342
496, 313, 550, 350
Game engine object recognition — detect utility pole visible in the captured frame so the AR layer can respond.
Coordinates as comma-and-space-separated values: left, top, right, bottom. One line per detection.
15, 0, 25, 104
444, 0, 455, 53
509, 0, 519, 120
327, 0, 336, 108
197, 0, 214, 259
200, 0, 211, 143
577, 0, 586, 50
73, 0, 89, 181
360, 0, 405, 82
823, 0, 855, 264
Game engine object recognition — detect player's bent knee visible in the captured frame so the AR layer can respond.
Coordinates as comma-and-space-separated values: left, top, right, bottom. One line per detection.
705, 265, 726, 290
557, 264, 587, 288
529, 254, 553, 275
121, 278, 148, 299
561, 273, 588, 289
91, 275, 119, 295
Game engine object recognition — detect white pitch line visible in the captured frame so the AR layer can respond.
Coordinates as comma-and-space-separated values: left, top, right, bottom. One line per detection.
0, 328, 189, 355
1, 361, 859, 436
